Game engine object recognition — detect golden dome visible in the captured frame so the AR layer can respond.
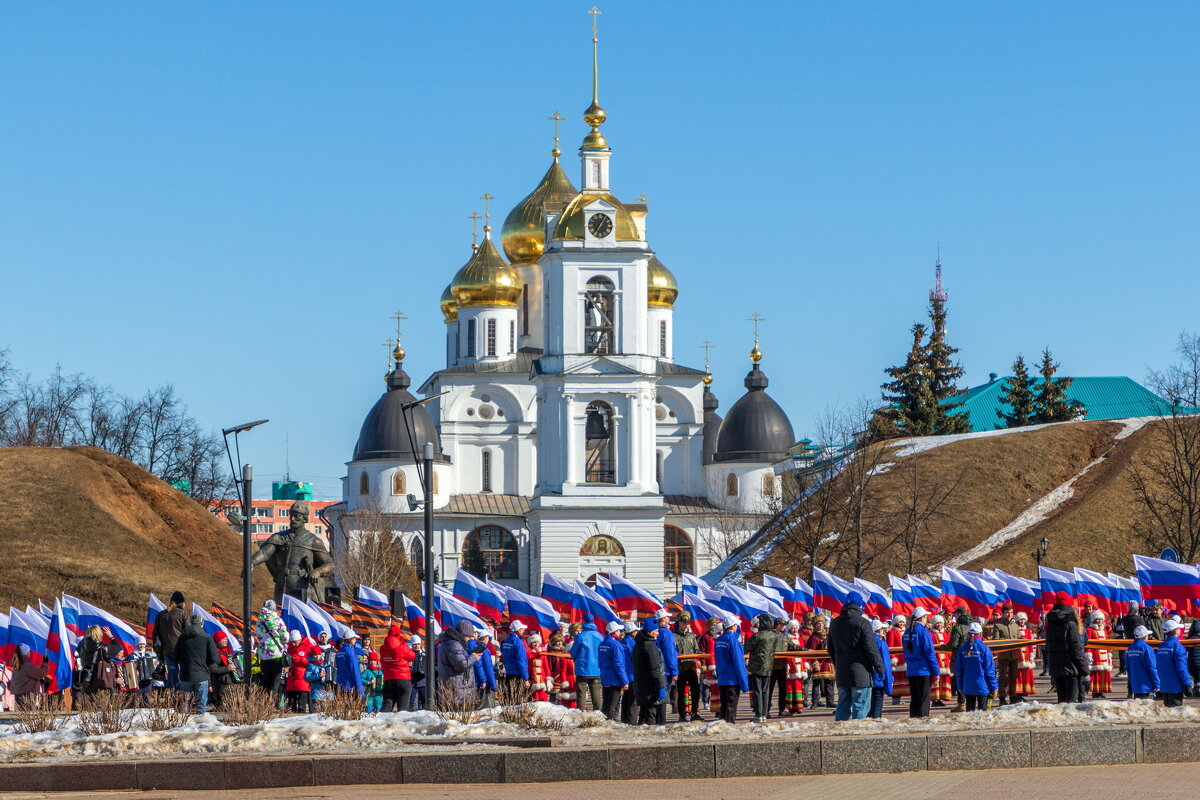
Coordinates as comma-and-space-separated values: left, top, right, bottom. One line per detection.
450, 235, 521, 308
551, 192, 641, 242
750, 344, 763, 364
439, 283, 458, 322
501, 158, 578, 263
392, 342, 406, 362
646, 255, 678, 308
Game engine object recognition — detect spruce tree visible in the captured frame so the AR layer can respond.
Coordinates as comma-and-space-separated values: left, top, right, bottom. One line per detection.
1034, 347, 1077, 423
925, 292, 970, 434
997, 355, 1037, 428
879, 323, 937, 436
462, 534, 488, 579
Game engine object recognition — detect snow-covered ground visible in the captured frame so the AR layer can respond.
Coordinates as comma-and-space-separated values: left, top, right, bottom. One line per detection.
1, 700, 1196, 763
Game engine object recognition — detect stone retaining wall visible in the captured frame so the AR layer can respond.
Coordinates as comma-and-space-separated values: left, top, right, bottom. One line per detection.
2, 725, 1198, 792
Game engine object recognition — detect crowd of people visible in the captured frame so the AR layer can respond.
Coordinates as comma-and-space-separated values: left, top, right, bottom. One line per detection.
4, 588, 1199, 725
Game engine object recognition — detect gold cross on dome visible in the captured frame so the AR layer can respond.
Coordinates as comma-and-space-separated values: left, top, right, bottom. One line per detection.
589, 6, 601, 37
549, 111, 565, 146
480, 192, 494, 225
747, 311, 766, 344
468, 211, 482, 247
698, 339, 715, 371
390, 309, 408, 342
381, 337, 395, 366
636, 194, 649, 204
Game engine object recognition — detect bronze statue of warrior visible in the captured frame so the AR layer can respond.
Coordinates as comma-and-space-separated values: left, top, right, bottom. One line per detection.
247, 500, 334, 604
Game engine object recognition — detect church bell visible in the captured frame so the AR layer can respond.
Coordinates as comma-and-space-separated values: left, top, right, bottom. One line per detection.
585, 406, 610, 440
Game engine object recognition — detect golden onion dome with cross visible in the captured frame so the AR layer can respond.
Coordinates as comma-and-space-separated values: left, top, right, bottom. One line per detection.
449, 234, 521, 308
439, 283, 459, 322
646, 254, 679, 308
501, 157, 578, 264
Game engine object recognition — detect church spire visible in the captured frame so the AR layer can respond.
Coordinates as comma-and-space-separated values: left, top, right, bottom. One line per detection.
581, 6, 608, 152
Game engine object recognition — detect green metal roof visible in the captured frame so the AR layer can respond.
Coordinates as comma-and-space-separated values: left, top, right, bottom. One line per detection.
946, 376, 1182, 432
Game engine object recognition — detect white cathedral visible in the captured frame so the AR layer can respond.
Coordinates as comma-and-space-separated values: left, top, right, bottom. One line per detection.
329, 33, 796, 599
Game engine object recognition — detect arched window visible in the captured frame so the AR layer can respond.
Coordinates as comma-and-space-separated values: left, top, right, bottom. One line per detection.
486, 318, 497, 357
762, 472, 775, 497
481, 450, 492, 493
392, 471, 406, 495
408, 535, 425, 574
664, 526, 694, 577
462, 525, 518, 579
725, 472, 738, 497
585, 400, 616, 483
359, 471, 370, 495
584, 277, 615, 354
466, 319, 477, 357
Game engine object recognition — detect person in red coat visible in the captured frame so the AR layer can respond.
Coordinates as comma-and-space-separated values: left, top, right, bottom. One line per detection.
379, 624, 416, 712
285, 630, 313, 712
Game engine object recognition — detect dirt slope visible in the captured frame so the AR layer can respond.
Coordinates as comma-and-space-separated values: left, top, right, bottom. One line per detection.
747, 418, 1161, 584
0, 446, 271, 622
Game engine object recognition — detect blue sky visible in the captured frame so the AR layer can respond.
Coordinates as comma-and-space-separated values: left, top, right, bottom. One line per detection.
2, 3, 1197, 500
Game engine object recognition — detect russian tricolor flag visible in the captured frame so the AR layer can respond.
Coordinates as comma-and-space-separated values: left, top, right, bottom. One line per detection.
8, 607, 48, 666
453, 570, 507, 621
985, 569, 1040, 620
433, 585, 489, 634
682, 591, 726, 635
570, 580, 620, 626
906, 574, 942, 613
402, 593, 426, 630
1073, 568, 1124, 617
1108, 573, 1142, 606
1038, 566, 1077, 609
761, 575, 800, 616
0, 611, 11, 664
146, 593, 166, 645
717, 585, 771, 634
793, 577, 814, 615
192, 603, 243, 650
889, 575, 915, 618
607, 575, 663, 616
540, 573, 577, 619
940, 567, 1001, 617
356, 585, 390, 608
854, 577, 893, 619
812, 567, 854, 613
504, 586, 561, 639
745, 584, 788, 619
281, 594, 331, 640
44, 599, 75, 694
1133, 555, 1200, 616
62, 595, 138, 655
592, 574, 616, 603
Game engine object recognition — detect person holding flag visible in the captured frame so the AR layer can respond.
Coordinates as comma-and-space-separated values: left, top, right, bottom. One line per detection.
9, 645, 48, 710
151, 591, 187, 689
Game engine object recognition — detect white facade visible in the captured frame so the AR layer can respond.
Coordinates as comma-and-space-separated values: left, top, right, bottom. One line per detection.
334, 91, 791, 600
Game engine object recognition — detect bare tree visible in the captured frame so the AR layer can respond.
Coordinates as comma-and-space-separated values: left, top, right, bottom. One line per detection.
880, 451, 968, 574
1147, 331, 1200, 408
335, 496, 423, 600
691, 475, 775, 568
1129, 412, 1200, 562
832, 398, 892, 577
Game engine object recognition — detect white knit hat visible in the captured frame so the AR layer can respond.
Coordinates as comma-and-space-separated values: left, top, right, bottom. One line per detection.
18, 643, 31, 656
931, 614, 945, 625
1016, 612, 1028, 621
288, 630, 301, 642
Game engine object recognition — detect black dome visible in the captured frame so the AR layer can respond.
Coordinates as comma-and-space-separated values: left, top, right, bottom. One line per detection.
702, 387, 723, 465
353, 367, 446, 463
713, 363, 794, 463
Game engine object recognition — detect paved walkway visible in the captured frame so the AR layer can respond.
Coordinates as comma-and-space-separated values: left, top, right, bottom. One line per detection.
4, 764, 1198, 800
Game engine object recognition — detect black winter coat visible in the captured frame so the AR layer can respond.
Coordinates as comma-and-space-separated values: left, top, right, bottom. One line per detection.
173, 625, 220, 683
1119, 612, 1144, 640
827, 603, 884, 688
1043, 605, 1088, 678
631, 632, 667, 706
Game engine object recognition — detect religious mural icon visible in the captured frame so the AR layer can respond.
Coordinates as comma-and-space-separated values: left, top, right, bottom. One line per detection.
587, 212, 613, 238
580, 534, 624, 557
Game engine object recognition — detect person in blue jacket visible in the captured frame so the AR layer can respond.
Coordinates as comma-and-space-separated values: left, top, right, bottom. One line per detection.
714, 615, 749, 724
569, 613, 604, 713
335, 630, 366, 696
1155, 618, 1193, 706
954, 622, 998, 711
869, 619, 894, 719
1125, 625, 1159, 699
620, 619, 639, 724
597, 620, 631, 721
903, 606, 942, 719
473, 631, 497, 708
501, 620, 530, 694
654, 608, 679, 712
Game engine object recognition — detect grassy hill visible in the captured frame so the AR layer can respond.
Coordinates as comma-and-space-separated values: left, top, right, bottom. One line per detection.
736, 417, 1166, 585
0, 446, 271, 622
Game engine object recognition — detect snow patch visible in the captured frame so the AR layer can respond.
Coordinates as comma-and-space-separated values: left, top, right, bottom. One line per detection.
0, 699, 1192, 763
944, 417, 1153, 568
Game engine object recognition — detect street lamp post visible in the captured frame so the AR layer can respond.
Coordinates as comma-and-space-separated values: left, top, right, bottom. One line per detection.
1031, 536, 1050, 570
422, 441, 436, 710
222, 418, 268, 696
